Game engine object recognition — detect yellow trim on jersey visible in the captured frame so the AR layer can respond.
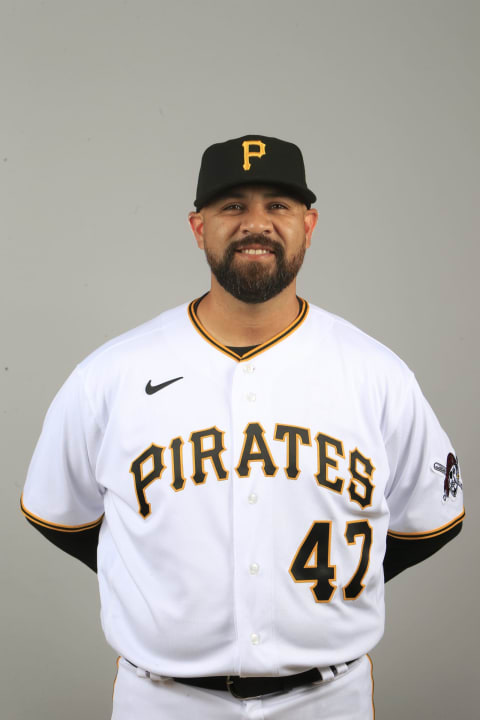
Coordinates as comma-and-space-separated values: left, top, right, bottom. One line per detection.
20, 494, 104, 533
188, 296, 309, 361
367, 654, 375, 719
387, 509, 465, 540
112, 656, 121, 701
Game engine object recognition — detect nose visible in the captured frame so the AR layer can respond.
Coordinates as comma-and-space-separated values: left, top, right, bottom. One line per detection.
239, 204, 273, 236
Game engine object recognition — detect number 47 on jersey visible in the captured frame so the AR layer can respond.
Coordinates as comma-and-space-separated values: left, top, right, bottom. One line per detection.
290, 520, 373, 602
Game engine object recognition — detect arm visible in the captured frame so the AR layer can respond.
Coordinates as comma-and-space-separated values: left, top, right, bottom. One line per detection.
22, 499, 102, 573
383, 372, 464, 580
22, 367, 105, 572
383, 519, 463, 582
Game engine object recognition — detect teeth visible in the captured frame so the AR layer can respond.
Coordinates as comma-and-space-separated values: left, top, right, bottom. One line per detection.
241, 249, 272, 255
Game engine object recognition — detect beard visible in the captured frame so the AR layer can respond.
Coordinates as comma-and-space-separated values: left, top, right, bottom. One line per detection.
204, 234, 307, 304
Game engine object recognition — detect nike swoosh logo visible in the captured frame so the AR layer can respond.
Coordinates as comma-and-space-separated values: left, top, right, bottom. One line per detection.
145, 376, 183, 395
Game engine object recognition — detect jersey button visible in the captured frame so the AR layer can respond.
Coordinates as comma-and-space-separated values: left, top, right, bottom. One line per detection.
249, 563, 260, 575
243, 364, 255, 374
250, 633, 260, 645
248, 493, 258, 504
246, 392, 256, 402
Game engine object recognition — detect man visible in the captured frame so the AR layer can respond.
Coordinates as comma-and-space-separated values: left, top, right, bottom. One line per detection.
22, 135, 464, 719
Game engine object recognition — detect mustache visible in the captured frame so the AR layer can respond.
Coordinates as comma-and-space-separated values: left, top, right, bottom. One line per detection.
229, 235, 283, 254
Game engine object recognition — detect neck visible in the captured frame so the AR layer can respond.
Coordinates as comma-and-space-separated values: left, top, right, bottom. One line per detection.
196, 278, 300, 346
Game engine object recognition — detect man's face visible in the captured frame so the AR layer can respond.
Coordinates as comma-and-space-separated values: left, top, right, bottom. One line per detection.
189, 185, 318, 304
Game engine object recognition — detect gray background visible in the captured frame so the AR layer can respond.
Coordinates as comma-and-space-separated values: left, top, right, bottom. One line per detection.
1, 1, 478, 718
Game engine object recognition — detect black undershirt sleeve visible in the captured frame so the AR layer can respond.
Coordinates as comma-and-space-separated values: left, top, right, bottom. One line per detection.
26, 518, 101, 573
383, 522, 463, 582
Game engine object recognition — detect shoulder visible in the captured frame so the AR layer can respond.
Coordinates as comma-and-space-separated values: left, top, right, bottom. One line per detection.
61, 302, 194, 426
304, 301, 414, 383
76, 302, 189, 373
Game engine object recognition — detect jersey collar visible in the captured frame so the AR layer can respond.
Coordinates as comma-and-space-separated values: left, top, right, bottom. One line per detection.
188, 296, 309, 362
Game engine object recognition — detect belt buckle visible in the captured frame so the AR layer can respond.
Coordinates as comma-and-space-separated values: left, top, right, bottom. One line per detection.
226, 676, 258, 700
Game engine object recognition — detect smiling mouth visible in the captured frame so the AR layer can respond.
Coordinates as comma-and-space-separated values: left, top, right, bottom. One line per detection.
237, 248, 274, 255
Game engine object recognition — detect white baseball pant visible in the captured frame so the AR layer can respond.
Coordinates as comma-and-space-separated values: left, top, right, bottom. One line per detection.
111, 655, 375, 719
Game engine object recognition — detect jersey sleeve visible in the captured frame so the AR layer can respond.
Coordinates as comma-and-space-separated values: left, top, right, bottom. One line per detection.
21, 367, 105, 561
383, 371, 464, 578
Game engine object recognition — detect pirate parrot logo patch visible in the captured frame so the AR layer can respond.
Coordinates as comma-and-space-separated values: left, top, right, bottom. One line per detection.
434, 453, 462, 501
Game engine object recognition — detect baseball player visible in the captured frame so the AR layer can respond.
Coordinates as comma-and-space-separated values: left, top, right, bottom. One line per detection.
22, 135, 464, 719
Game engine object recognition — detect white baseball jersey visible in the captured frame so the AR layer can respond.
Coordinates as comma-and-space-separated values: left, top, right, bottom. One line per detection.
22, 299, 464, 678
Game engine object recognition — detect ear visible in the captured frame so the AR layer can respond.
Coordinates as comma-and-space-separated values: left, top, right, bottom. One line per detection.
303, 208, 318, 249
188, 211, 205, 249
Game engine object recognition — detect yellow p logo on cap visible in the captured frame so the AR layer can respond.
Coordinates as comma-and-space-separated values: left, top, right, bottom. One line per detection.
242, 140, 266, 171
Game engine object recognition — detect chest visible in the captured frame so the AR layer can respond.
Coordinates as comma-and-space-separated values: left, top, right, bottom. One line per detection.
96, 355, 388, 519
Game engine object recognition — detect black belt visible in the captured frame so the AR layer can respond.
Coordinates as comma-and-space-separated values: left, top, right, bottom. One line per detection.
173, 660, 357, 699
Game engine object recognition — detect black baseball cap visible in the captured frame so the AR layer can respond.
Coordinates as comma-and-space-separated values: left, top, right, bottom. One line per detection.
194, 134, 316, 210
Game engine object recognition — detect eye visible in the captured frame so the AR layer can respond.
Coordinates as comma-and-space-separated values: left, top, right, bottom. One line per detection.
221, 202, 243, 211
269, 202, 289, 210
